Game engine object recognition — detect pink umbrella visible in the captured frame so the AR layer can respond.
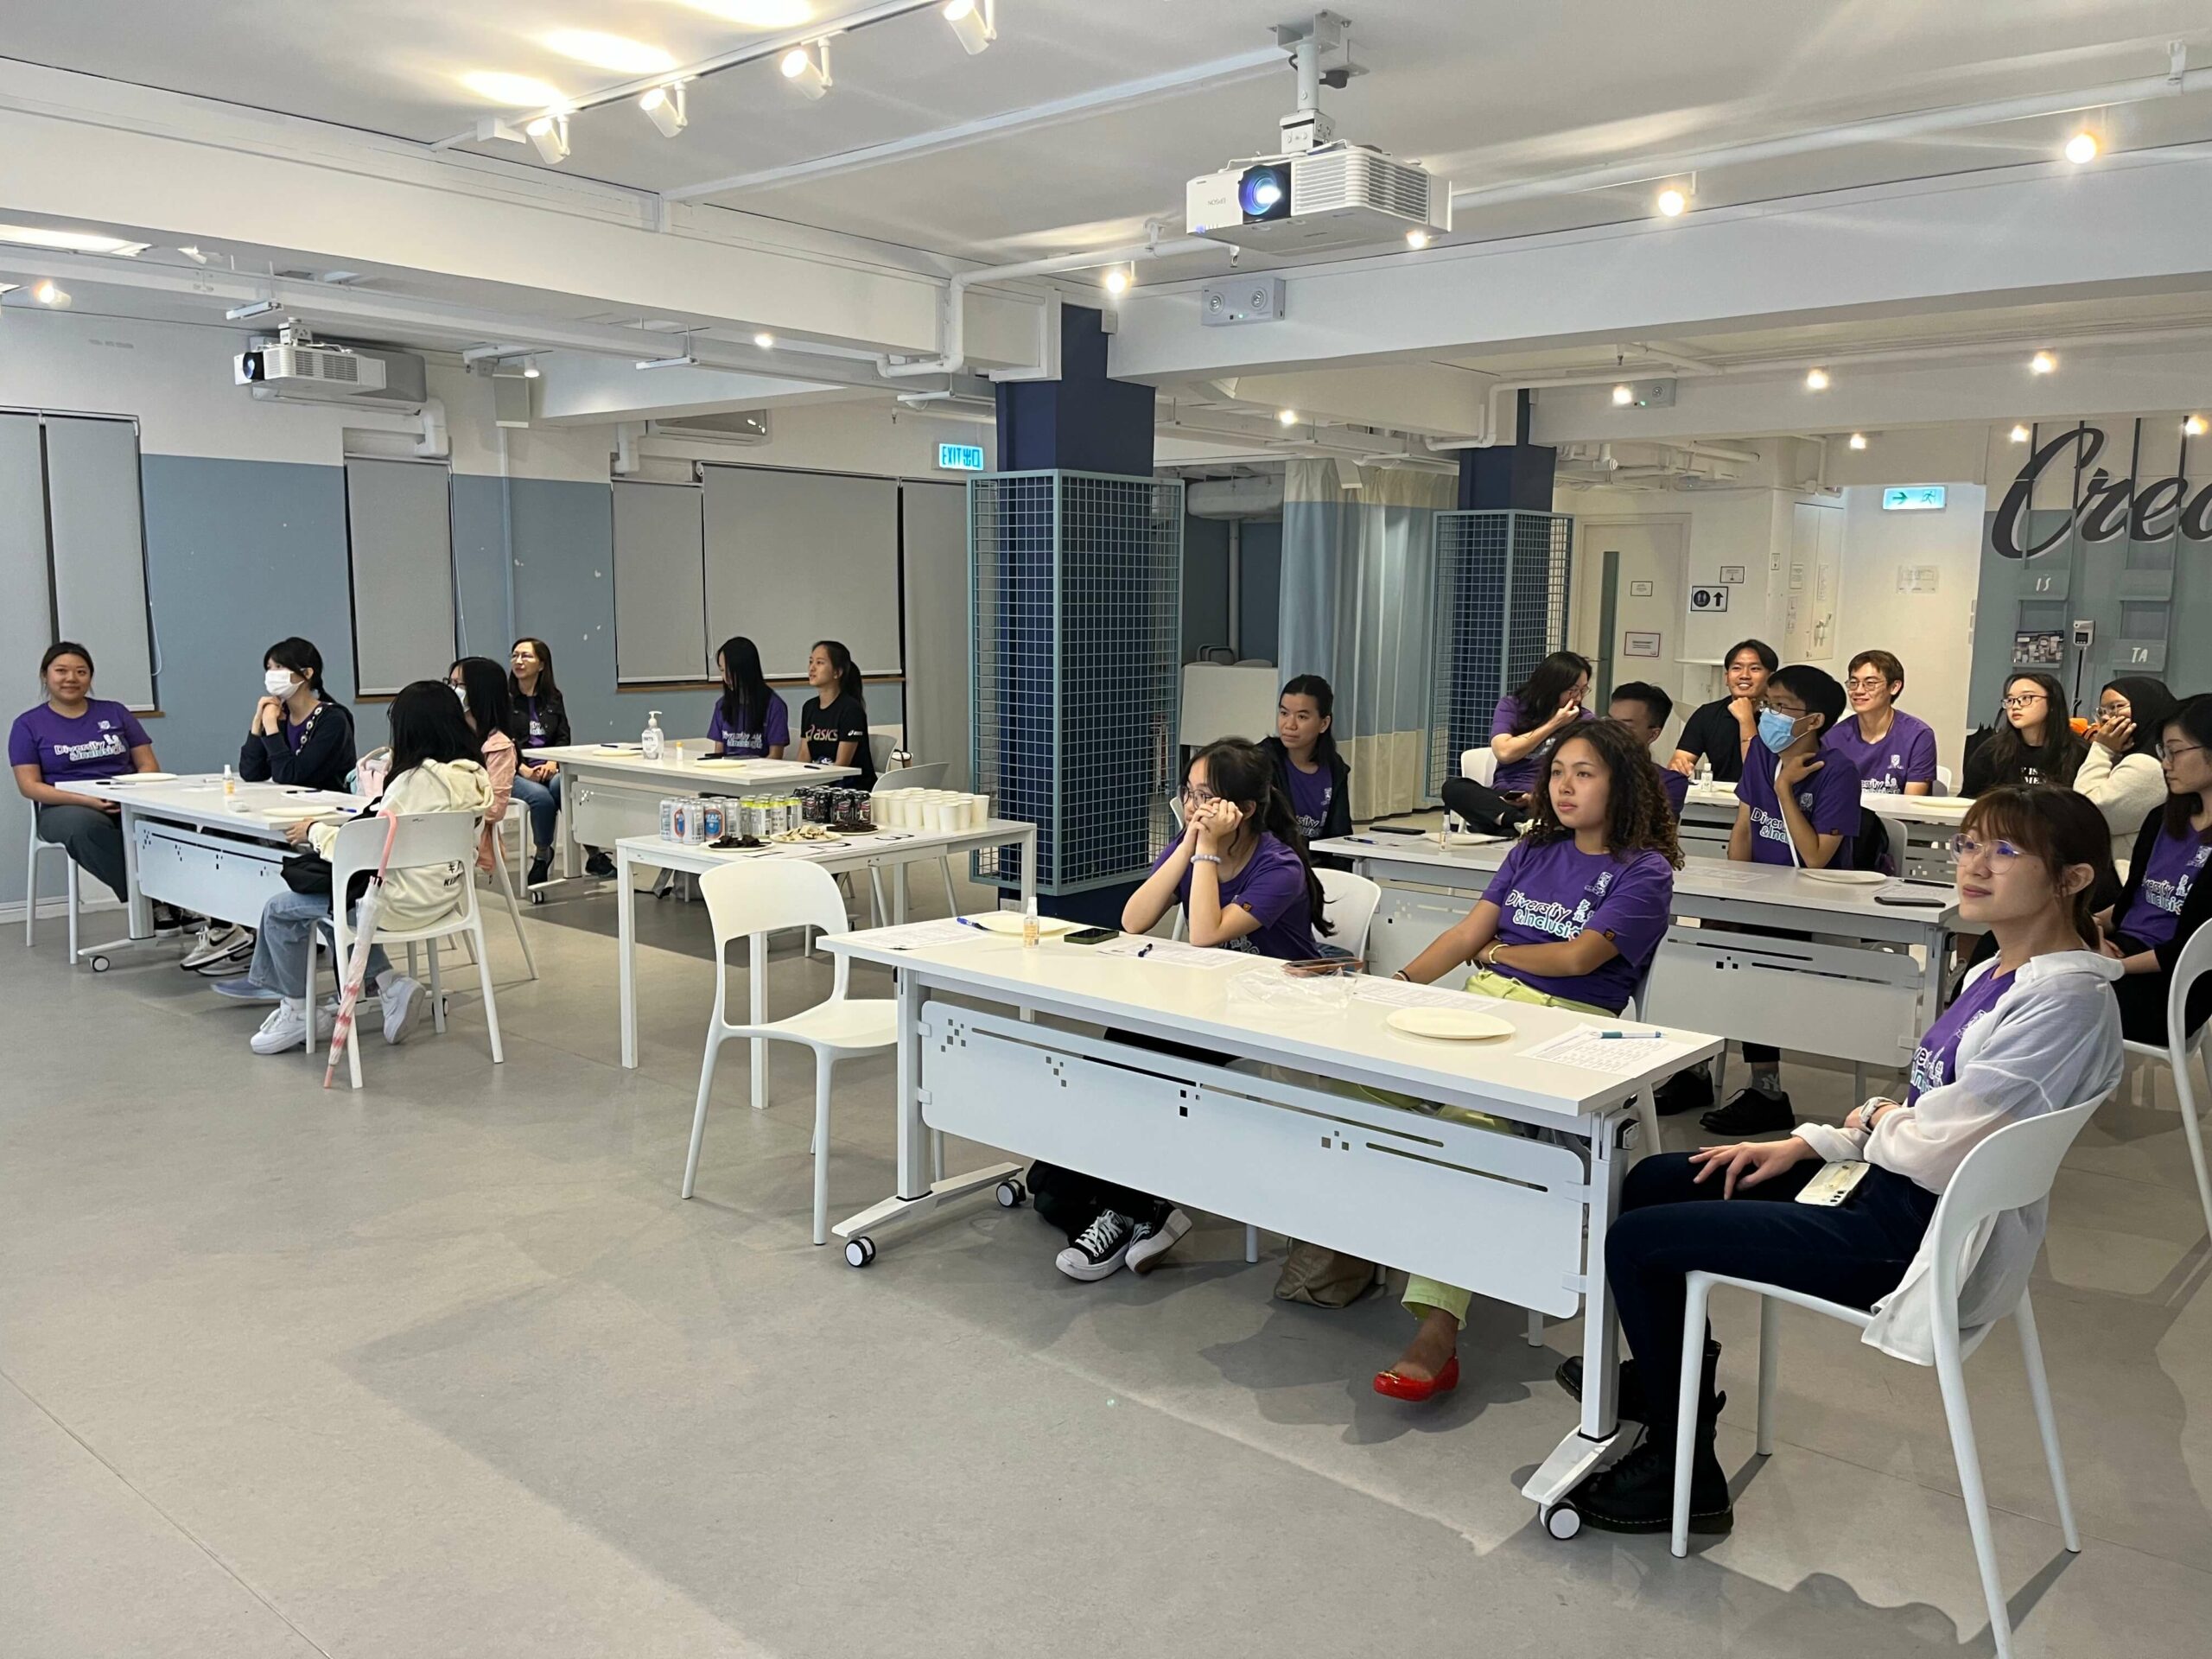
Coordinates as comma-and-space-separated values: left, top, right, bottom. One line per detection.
323, 811, 398, 1088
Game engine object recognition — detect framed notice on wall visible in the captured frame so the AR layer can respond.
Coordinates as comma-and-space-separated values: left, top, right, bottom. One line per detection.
1623, 632, 1662, 658
2013, 630, 2066, 667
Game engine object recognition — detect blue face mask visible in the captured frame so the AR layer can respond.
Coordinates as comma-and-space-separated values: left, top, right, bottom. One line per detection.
1758, 709, 1802, 753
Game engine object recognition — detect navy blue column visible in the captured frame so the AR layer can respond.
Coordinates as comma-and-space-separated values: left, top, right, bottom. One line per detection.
1457, 388, 1556, 510
995, 306, 1154, 476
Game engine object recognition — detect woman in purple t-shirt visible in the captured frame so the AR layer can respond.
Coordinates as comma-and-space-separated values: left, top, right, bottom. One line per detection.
8, 639, 160, 904
708, 635, 790, 761
1373, 718, 1683, 1404
2095, 695, 2212, 1046
1488, 651, 1592, 798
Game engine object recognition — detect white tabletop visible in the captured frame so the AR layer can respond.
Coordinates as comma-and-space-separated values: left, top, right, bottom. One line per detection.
69, 773, 370, 840
823, 925, 1720, 1120
524, 743, 855, 787
619, 818, 1030, 873
1682, 779, 1972, 825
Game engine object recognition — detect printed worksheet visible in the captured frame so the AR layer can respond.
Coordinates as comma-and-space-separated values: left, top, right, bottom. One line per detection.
1092, 936, 1244, 967
1352, 977, 1494, 1011
861, 918, 994, 950
1522, 1024, 1703, 1074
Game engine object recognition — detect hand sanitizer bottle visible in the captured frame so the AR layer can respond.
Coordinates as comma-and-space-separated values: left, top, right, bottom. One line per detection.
222, 764, 238, 807
641, 710, 664, 760
1022, 895, 1040, 949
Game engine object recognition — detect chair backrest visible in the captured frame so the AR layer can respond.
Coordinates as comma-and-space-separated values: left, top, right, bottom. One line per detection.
697, 857, 853, 946
1935, 763, 1955, 795
1926, 1091, 2113, 1318
867, 727, 901, 773
328, 811, 480, 899
2165, 920, 2212, 1052
1317, 867, 1382, 958
1462, 746, 1498, 789
1859, 806, 1906, 875
874, 762, 950, 793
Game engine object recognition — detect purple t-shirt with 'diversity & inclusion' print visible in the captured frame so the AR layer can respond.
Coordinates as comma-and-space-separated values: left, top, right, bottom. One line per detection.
708, 693, 791, 760
1282, 760, 1334, 841
8, 700, 149, 784
1827, 709, 1938, 793
1478, 837, 1675, 1013
1736, 743, 1859, 868
2118, 828, 2212, 951
1152, 831, 1319, 961
1904, 964, 2015, 1104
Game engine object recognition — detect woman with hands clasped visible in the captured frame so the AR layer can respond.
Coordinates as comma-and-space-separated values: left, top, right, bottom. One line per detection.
2073, 676, 2178, 868
1557, 785, 2122, 1537
1488, 651, 1593, 802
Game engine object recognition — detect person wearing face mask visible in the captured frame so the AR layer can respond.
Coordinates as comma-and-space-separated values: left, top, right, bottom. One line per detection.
448, 657, 518, 875
1669, 639, 1777, 783
238, 637, 355, 793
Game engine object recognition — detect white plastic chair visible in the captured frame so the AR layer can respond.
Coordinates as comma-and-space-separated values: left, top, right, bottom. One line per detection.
24, 822, 80, 958
1936, 763, 1955, 795
1669, 1091, 2115, 1659
1317, 868, 1381, 960
1461, 747, 1498, 788
486, 830, 537, 980
2120, 923, 2212, 1242
681, 860, 898, 1244
308, 813, 505, 1090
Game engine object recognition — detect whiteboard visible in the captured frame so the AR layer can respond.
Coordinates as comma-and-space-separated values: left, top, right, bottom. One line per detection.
702, 465, 902, 680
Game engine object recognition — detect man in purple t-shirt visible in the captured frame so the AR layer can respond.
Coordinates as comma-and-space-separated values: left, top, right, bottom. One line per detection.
1608, 682, 1689, 820
1829, 649, 1940, 794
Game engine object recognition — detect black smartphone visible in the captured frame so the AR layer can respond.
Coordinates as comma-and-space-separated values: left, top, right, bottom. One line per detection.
1366, 825, 1422, 836
1065, 926, 1119, 944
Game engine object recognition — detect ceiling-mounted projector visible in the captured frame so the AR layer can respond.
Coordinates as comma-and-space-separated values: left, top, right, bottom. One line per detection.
1186, 143, 1449, 253
235, 340, 388, 398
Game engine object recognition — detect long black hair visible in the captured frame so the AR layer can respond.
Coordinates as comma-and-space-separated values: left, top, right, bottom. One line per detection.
1279, 673, 1340, 770
1189, 737, 1332, 937
387, 680, 482, 781
1523, 718, 1684, 869
2105, 676, 2178, 762
1982, 671, 2087, 786
717, 635, 772, 735
264, 636, 331, 700
507, 636, 564, 719
2161, 696, 2212, 841
449, 656, 521, 743
1504, 651, 1592, 737
811, 639, 864, 708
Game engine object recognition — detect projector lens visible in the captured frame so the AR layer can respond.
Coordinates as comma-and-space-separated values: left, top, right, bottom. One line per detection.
1238, 164, 1292, 221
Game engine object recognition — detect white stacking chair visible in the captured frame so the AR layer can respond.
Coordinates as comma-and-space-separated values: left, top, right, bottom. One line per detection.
24, 822, 80, 959
682, 860, 898, 1245
869, 763, 957, 921
1669, 1090, 2115, 1659
2120, 923, 2212, 1242
485, 825, 537, 980
308, 812, 505, 1090
1461, 746, 1498, 788
1316, 868, 1382, 960
1936, 763, 1956, 795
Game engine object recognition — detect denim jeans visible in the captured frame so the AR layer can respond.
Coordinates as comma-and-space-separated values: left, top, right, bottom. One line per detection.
512, 772, 561, 853
247, 888, 391, 998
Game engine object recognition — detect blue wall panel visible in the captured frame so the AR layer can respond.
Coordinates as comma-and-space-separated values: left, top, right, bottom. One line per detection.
449, 474, 515, 663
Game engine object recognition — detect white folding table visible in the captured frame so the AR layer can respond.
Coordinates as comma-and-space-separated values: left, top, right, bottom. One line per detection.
1680, 781, 1967, 877
613, 818, 1039, 1089
62, 774, 367, 970
817, 923, 1720, 1535
523, 744, 858, 879
1314, 833, 1961, 1073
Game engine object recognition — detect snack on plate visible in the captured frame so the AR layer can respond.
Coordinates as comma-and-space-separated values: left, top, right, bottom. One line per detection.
769, 824, 836, 843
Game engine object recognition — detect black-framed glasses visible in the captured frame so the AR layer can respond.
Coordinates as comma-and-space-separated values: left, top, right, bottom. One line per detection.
2001, 692, 2048, 710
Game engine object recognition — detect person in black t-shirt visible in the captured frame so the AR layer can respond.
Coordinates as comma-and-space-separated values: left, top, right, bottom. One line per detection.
799, 639, 876, 788
1668, 638, 1777, 785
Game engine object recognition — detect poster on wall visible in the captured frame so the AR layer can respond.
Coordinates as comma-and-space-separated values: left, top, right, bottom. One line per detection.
2013, 629, 2066, 667
1624, 632, 1662, 658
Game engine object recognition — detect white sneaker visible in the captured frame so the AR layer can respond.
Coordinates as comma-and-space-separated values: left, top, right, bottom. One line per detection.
181, 923, 247, 970
249, 1001, 333, 1055
382, 976, 428, 1046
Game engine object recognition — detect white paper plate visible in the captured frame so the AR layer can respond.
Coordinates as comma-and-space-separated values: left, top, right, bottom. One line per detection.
1387, 1006, 1516, 1040
1801, 868, 1888, 886
111, 771, 177, 783
963, 910, 1084, 938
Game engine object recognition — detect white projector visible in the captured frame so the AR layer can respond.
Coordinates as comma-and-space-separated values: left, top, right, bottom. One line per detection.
1186, 143, 1449, 253
234, 342, 388, 397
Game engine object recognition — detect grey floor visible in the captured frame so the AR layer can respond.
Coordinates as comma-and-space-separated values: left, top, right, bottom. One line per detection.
5, 873, 2212, 1659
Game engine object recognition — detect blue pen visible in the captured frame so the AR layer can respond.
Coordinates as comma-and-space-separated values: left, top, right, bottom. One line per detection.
956, 916, 988, 930
1596, 1029, 1667, 1040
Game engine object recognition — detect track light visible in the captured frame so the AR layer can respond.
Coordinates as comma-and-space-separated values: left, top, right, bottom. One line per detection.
2009, 424, 2031, 443
1103, 267, 1130, 296
2063, 130, 2100, 165
780, 41, 830, 99
753, 333, 775, 348
640, 84, 687, 138
1404, 229, 1431, 250
523, 362, 542, 380
942, 0, 995, 55
1804, 367, 1830, 391
2030, 351, 2056, 374
1656, 187, 1687, 218
1611, 385, 1633, 406
2187, 415, 2208, 437
33, 280, 71, 307
1847, 432, 1868, 451
1277, 409, 1300, 426
525, 113, 570, 165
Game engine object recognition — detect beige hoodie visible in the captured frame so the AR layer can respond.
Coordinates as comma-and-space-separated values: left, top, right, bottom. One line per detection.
308, 758, 493, 933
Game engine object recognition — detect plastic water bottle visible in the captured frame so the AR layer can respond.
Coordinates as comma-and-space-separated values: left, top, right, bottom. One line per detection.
1022, 895, 1040, 949
641, 710, 664, 760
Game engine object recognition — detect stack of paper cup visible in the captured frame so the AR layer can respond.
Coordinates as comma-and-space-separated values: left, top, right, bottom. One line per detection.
963, 794, 988, 829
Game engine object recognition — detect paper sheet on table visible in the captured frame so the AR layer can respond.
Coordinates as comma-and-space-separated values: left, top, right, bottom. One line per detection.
1353, 976, 1497, 1011
1092, 936, 1243, 967
1522, 1024, 1703, 1075
863, 918, 991, 950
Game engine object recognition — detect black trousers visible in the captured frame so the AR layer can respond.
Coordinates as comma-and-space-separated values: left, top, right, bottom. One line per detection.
2105, 931, 2212, 1046
1605, 1153, 1936, 1433
1027, 1029, 1219, 1239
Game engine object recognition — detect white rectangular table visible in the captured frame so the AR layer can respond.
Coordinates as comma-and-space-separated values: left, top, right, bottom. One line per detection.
1680, 781, 1967, 876
817, 922, 1720, 1531
524, 744, 858, 878
64, 774, 368, 969
1315, 832, 1961, 1071
613, 818, 1039, 1089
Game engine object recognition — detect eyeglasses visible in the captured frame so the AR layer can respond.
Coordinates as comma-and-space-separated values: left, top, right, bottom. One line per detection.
1949, 834, 2026, 865
1179, 785, 1222, 805
2097, 701, 2131, 717
2156, 741, 2208, 763
1844, 677, 1891, 692
2001, 692, 2048, 710
1756, 699, 1807, 719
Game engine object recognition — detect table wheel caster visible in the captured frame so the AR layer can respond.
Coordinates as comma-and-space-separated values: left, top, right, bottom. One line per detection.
995, 1178, 1027, 1209
529, 888, 546, 906
844, 1236, 876, 1268
89, 954, 111, 974
1541, 1502, 1582, 1541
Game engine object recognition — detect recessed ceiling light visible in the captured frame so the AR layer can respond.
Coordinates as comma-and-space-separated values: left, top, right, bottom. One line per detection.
33, 280, 71, 307
1804, 367, 1830, 391
543, 31, 678, 75
1611, 385, 1633, 406
2009, 423, 2031, 442
780, 43, 830, 99
942, 0, 995, 55
0, 224, 149, 257
1656, 187, 1687, 218
461, 71, 568, 108
753, 333, 775, 348
1404, 229, 1431, 250
1103, 267, 1130, 296
674, 0, 813, 23
1277, 409, 1300, 426
2186, 415, 2208, 437
2030, 351, 2056, 374
2063, 130, 2101, 166
1847, 432, 1868, 450
524, 114, 570, 165
639, 84, 687, 137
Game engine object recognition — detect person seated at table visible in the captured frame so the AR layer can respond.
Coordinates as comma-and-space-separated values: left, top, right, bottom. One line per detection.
1028, 740, 1329, 1285
9, 639, 162, 910
1608, 682, 1688, 817
2075, 676, 2179, 868
1259, 673, 1351, 846
1830, 650, 1937, 795
1961, 672, 2087, 797
1488, 651, 1592, 803
2094, 695, 2212, 1047
709, 635, 790, 760
1557, 785, 2122, 1535
508, 636, 587, 886
1669, 639, 1777, 784
241, 681, 491, 1056
448, 657, 519, 876
1681, 664, 1857, 1137
239, 636, 355, 793
1371, 718, 1681, 1402
799, 639, 875, 790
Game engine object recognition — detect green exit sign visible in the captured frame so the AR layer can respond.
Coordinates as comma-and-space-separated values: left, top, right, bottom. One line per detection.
937, 442, 985, 472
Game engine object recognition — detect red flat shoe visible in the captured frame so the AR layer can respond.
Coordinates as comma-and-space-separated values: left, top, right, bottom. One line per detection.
1372, 1355, 1460, 1402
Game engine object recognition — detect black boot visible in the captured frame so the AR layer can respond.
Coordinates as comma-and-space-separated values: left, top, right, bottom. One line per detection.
527, 852, 551, 887
1555, 1337, 1723, 1422
1567, 1345, 1732, 1535
1700, 1084, 1795, 1136
1653, 1063, 1713, 1116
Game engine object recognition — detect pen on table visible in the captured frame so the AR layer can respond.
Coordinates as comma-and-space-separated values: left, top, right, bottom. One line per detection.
1136, 943, 1153, 958
1595, 1030, 1668, 1040
955, 916, 988, 931
1344, 836, 1376, 845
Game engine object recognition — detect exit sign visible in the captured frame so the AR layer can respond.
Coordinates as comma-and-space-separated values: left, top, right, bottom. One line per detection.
937, 442, 985, 473
1881, 485, 1946, 512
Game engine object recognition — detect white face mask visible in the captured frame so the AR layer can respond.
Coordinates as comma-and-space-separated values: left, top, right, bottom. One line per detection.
264, 669, 299, 698
452, 683, 468, 709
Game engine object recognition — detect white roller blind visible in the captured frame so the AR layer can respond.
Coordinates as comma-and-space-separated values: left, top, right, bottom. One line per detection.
702, 466, 901, 680
346, 457, 455, 696
899, 481, 969, 790
0, 416, 51, 678
45, 416, 155, 709
613, 480, 708, 683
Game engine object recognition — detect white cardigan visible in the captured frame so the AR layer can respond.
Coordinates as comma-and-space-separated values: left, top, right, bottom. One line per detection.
1797, 950, 2122, 1364
2073, 745, 2168, 867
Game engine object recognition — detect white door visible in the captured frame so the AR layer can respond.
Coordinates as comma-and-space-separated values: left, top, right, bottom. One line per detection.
1580, 520, 1688, 724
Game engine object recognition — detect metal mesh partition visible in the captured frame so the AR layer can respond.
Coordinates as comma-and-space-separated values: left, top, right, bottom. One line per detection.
1428, 510, 1573, 796
972, 471, 1184, 895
